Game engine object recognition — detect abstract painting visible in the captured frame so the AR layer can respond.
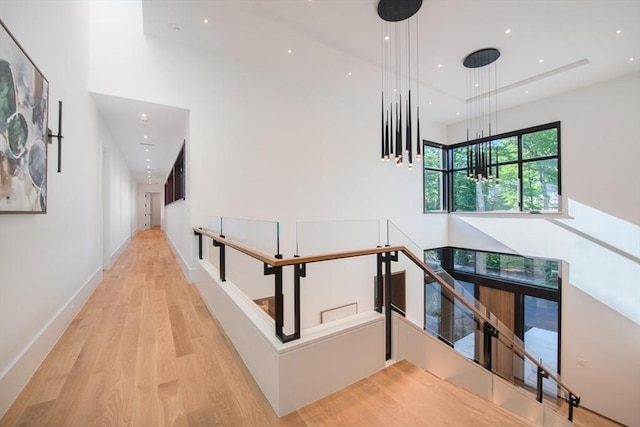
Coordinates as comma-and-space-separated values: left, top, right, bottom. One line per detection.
0, 20, 49, 213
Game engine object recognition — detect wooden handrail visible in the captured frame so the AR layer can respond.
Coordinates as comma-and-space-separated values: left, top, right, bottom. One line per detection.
194, 227, 404, 266
194, 226, 579, 400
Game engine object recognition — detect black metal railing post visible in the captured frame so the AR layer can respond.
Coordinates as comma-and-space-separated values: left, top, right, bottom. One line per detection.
212, 235, 226, 282
375, 250, 383, 313
194, 229, 203, 260
264, 256, 284, 341
568, 393, 580, 421
381, 249, 398, 360
265, 255, 301, 343
483, 322, 498, 371
536, 365, 549, 403
292, 262, 305, 340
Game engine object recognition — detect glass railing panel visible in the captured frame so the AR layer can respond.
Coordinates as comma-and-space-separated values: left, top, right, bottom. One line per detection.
491, 316, 522, 383
389, 221, 575, 403
386, 220, 425, 259
295, 219, 380, 256
423, 267, 485, 364
220, 217, 280, 256
205, 215, 223, 234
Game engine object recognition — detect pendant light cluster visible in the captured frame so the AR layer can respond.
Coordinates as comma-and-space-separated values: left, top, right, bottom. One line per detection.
463, 48, 501, 184
378, 0, 423, 170
466, 141, 499, 184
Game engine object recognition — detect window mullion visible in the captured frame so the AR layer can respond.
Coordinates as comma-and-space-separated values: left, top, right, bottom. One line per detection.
518, 134, 523, 211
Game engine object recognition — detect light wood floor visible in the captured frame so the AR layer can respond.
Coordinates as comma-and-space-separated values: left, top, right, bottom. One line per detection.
0, 229, 621, 426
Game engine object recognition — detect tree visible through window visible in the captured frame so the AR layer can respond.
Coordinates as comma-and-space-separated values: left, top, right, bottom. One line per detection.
424, 122, 560, 213
423, 143, 447, 212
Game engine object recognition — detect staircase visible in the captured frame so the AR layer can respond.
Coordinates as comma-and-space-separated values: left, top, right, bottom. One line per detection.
289, 359, 533, 426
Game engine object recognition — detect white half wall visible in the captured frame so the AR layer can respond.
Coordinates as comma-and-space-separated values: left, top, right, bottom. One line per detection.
196, 260, 386, 416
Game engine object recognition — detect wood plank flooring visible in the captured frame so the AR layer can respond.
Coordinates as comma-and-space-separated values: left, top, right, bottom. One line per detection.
0, 229, 620, 426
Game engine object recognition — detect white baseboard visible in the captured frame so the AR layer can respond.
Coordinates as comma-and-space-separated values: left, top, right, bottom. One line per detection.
165, 232, 196, 283
104, 235, 131, 270
0, 268, 103, 419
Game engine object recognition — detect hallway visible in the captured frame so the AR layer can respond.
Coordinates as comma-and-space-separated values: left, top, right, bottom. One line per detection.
1, 229, 288, 426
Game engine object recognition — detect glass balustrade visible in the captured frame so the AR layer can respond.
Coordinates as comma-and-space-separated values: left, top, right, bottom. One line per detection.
386, 219, 572, 405
195, 216, 578, 420
295, 219, 380, 256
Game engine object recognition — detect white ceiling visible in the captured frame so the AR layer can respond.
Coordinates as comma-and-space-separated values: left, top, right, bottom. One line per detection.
92, 93, 188, 185
95, 0, 640, 184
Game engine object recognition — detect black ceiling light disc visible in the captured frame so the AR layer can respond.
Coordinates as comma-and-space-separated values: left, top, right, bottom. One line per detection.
378, 0, 423, 22
463, 48, 501, 68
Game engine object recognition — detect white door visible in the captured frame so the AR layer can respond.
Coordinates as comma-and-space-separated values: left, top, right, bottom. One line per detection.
144, 192, 151, 230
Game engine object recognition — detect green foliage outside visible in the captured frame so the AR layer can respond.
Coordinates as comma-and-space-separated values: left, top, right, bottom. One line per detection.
423, 145, 444, 211
425, 128, 559, 212
452, 248, 559, 289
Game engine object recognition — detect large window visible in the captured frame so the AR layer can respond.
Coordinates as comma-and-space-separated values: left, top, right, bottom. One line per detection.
425, 246, 561, 378
452, 248, 559, 290
424, 122, 560, 213
423, 143, 447, 212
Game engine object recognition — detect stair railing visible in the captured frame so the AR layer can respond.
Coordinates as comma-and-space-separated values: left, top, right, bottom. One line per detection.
194, 223, 580, 421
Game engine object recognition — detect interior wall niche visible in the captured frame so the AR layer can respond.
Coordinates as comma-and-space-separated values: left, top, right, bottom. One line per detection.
165, 141, 185, 205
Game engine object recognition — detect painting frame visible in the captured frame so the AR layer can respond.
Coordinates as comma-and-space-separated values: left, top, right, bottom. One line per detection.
0, 19, 50, 214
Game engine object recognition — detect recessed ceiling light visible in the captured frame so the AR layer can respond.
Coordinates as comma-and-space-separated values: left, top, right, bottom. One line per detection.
538, 59, 544, 63
630, 57, 635, 62
145, 148, 149, 152
428, 101, 432, 105
456, 112, 460, 116
143, 135, 148, 139
287, 49, 292, 54
348, 72, 352, 76
384, 35, 390, 41
505, 29, 511, 34
146, 159, 150, 162
141, 113, 148, 122
437, 63, 443, 68
203, 19, 208, 24
616, 29, 622, 34
525, 90, 529, 94
474, 83, 479, 87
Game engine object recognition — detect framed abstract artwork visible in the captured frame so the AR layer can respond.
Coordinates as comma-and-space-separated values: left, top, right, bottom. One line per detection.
0, 19, 49, 213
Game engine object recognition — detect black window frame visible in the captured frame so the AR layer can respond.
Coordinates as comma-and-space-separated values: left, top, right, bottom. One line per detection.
423, 121, 561, 213
165, 141, 185, 205
422, 141, 448, 213
424, 246, 562, 377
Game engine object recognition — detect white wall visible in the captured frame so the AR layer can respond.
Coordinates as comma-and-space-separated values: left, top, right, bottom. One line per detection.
98, 115, 136, 269
0, 0, 103, 418
447, 73, 640, 426
87, 0, 448, 305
